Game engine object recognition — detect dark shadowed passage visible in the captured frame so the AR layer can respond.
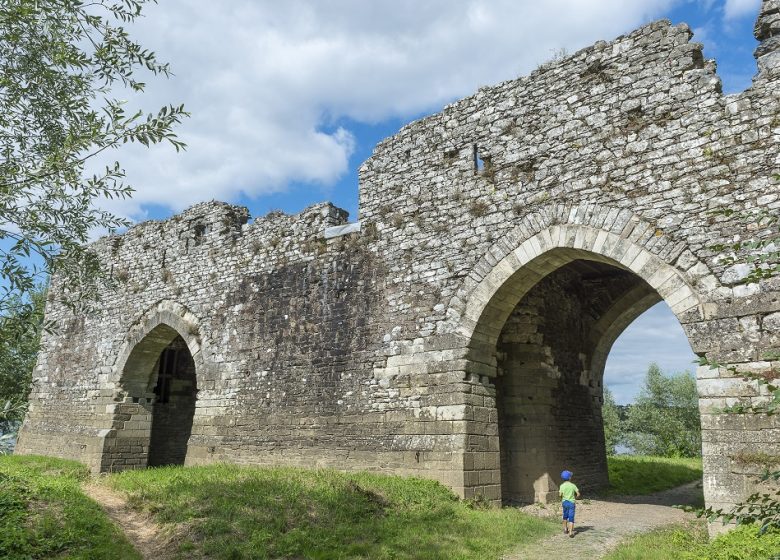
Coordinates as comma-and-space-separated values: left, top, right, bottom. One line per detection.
148, 336, 197, 467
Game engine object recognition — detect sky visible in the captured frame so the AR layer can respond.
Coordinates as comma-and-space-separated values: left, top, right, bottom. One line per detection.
604, 302, 697, 404
96, 0, 760, 403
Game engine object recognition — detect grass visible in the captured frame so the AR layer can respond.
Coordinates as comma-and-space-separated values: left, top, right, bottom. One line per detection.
107, 463, 558, 560
604, 520, 780, 560
0, 454, 711, 559
607, 455, 702, 496
0, 454, 139, 560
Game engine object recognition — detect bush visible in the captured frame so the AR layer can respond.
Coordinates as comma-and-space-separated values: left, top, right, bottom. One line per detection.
604, 521, 780, 560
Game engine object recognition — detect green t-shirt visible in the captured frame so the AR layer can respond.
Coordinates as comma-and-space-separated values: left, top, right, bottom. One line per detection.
559, 481, 579, 503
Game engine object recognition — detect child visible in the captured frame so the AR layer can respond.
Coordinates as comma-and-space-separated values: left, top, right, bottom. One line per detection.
559, 470, 581, 537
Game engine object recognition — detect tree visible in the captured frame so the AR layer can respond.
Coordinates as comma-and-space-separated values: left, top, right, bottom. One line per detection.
602, 386, 622, 455
623, 363, 701, 458
0, 285, 45, 452
0, 0, 187, 324
0, 285, 45, 420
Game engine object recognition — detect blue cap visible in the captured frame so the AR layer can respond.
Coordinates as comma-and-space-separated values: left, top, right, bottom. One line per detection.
561, 470, 572, 481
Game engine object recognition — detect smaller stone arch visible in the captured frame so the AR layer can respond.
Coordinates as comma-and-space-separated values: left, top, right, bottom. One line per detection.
112, 300, 205, 379
99, 301, 204, 472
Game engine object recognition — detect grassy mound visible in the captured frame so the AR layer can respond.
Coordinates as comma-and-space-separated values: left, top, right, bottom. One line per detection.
604, 521, 780, 560
607, 455, 702, 495
108, 463, 557, 559
0, 455, 139, 559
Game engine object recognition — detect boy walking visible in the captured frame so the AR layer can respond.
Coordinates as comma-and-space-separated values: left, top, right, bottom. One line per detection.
559, 470, 580, 537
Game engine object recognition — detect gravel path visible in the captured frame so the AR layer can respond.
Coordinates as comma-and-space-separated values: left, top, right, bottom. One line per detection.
503, 481, 703, 560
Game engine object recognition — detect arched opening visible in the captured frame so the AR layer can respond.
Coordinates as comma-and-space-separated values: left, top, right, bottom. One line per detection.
452, 217, 708, 504
494, 257, 663, 503
104, 323, 198, 471
147, 335, 197, 466
604, 301, 699, 408
602, 301, 701, 465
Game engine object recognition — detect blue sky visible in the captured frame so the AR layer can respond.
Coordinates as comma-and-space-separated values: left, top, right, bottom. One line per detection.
84, 1, 764, 402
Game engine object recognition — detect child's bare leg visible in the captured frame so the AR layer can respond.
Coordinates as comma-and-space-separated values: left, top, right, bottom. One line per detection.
562, 519, 568, 534
568, 521, 575, 536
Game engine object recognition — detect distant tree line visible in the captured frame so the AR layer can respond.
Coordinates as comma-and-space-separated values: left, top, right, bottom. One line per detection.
603, 363, 701, 458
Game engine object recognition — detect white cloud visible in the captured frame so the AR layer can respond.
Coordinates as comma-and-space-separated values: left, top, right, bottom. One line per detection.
723, 0, 761, 20
100, 0, 684, 217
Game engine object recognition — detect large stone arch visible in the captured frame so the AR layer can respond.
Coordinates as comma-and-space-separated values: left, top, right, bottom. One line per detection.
454, 204, 713, 360
427, 205, 718, 503
99, 300, 205, 472
380, 203, 716, 380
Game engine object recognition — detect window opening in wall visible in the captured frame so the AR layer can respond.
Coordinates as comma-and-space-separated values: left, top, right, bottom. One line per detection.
154, 346, 180, 404
473, 144, 485, 172
193, 223, 208, 245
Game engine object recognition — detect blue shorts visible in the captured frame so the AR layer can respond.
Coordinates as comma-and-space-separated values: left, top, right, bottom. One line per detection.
562, 500, 576, 522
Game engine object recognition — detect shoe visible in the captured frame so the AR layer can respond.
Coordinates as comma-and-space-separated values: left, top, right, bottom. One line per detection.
569, 531, 575, 538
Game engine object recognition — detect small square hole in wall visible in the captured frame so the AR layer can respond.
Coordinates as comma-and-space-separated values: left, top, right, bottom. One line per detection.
444, 148, 459, 163
132, 396, 140, 404
193, 223, 209, 245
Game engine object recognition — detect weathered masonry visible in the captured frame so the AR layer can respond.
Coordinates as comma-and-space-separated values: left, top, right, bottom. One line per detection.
18, 3, 780, 517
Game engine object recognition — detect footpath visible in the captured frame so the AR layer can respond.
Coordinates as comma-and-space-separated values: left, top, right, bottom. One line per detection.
505, 481, 702, 559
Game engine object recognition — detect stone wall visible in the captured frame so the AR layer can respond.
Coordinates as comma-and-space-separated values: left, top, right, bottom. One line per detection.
18, 2, 780, 519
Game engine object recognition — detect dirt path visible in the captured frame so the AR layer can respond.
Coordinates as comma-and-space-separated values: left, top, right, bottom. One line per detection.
82, 482, 180, 560
504, 481, 703, 560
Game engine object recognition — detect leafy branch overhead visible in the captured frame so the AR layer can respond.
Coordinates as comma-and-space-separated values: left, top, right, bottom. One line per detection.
709, 203, 780, 284
0, 0, 188, 318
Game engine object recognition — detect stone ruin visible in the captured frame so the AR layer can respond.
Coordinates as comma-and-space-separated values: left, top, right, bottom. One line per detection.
18, 2, 780, 518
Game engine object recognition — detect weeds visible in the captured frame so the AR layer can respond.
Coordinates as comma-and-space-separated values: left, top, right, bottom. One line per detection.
469, 200, 490, 218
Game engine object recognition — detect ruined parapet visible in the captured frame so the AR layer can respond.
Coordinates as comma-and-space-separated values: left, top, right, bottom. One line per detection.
755, 0, 780, 72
